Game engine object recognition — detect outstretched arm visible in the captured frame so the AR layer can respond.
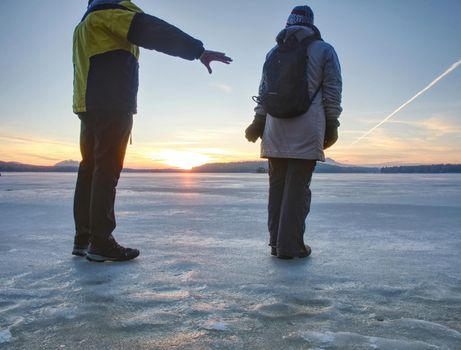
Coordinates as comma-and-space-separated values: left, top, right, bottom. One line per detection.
127, 13, 205, 60
104, 7, 232, 73
127, 13, 232, 73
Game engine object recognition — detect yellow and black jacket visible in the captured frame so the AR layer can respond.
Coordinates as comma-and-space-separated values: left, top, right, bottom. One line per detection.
73, 0, 204, 114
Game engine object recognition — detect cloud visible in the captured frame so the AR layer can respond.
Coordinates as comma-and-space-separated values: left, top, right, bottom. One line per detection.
189, 148, 231, 155
210, 83, 233, 93
417, 116, 461, 136
172, 127, 242, 142
0, 132, 74, 147
377, 115, 461, 138
332, 127, 460, 165
20, 153, 63, 162
0, 131, 78, 165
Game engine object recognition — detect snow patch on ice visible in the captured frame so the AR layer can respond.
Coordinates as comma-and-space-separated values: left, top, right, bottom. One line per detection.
179, 270, 200, 282
299, 331, 439, 349
130, 290, 190, 302
254, 302, 301, 318
0, 329, 12, 344
192, 301, 227, 312
117, 311, 179, 328
253, 299, 332, 319
202, 321, 230, 332
396, 318, 461, 336
44, 305, 81, 320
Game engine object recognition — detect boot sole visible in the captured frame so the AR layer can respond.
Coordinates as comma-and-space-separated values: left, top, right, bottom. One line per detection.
276, 245, 312, 259
277, 251, 311, 260
72, 249, 87, 257
277, 255, 310, 260
86, 252, 139, 262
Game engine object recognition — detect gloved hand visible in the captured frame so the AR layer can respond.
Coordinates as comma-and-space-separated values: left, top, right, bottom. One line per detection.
245, 115, 266, 143
324, 119, 340, 150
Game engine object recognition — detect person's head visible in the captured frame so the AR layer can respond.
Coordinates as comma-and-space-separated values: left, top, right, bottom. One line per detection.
286, 5, 314, 27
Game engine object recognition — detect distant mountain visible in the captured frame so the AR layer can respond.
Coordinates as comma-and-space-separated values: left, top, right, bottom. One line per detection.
382, 164, 461, 173
191, 161, 267, 173
0, 161, 53, 172
324, 158, 347, 166
191, 161, 380, 173
0, 160, 80, 172
0, 160, 182, 173
317, 163, 380, 173
54, 160, 80, 168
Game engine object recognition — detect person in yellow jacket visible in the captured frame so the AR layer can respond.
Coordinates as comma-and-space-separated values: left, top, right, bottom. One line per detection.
72, 0, 232, 262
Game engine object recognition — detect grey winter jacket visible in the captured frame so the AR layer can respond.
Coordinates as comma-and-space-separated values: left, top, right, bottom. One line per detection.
255, 25, 342, 161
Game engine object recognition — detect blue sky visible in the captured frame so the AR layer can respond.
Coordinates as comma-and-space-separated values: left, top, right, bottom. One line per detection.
0, 0, 460, 167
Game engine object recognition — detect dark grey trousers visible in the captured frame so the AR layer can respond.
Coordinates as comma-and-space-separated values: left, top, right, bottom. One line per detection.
268, 158, 316, 257
73, 111, 133, 245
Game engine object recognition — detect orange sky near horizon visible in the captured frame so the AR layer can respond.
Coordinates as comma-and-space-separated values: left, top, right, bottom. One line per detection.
1, 118, 460, 169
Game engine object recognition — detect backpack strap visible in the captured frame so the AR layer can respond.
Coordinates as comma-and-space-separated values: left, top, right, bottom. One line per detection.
300, 35, 322, 114
301, 25, 323, 104
310, 84, 322, 104
305, 24, 323, 41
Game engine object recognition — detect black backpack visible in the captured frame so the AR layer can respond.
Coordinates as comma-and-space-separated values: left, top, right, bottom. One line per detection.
254, 30, 322, 119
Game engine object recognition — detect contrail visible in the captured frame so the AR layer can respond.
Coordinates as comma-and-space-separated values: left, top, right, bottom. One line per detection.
351, 58, 461, 146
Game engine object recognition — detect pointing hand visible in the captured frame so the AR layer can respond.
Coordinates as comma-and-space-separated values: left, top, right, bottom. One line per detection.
199, 50, 232, 74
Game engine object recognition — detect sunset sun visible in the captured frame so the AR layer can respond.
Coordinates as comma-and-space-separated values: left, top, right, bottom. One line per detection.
157, 150, 210, 170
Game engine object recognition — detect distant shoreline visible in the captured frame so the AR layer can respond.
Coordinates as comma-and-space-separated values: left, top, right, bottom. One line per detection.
1, 161, 460, 174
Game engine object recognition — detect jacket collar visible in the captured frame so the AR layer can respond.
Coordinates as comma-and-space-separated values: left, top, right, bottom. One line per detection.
276, 25, 322, 44
88, 0, 126, 10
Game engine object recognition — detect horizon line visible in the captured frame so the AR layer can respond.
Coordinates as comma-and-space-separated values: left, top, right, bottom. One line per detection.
2, 159, 461, 171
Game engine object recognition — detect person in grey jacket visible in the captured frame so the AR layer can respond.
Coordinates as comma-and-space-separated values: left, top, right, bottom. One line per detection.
245, 5, 342, 259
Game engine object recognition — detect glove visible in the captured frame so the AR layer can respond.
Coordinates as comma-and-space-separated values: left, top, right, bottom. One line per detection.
324, 119, 340, 150
245, 115, 266, 143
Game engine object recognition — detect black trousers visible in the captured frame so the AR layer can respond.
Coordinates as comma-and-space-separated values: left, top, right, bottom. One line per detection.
73, 111, 133, 244
268, 158, 316, 257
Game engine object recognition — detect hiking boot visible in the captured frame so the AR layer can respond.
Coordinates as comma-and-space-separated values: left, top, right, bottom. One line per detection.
298, 244, 312, 258
86, 235, 139, 262
72, 244, 88, 257
72, 233, 89, 257
277, 244, 312, 260
271, 246, 277, 256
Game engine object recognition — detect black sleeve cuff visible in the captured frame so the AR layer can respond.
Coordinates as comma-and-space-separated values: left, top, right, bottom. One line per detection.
326, 118, 340, 128
254, 114, 266, 123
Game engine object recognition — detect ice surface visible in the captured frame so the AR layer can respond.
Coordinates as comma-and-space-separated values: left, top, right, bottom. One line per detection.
0, 173, 460, 349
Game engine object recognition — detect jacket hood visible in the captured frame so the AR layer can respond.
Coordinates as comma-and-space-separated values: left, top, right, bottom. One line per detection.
276, 25, 321, 44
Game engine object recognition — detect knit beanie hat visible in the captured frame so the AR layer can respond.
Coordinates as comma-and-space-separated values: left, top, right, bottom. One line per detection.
286, 5, 314, 27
